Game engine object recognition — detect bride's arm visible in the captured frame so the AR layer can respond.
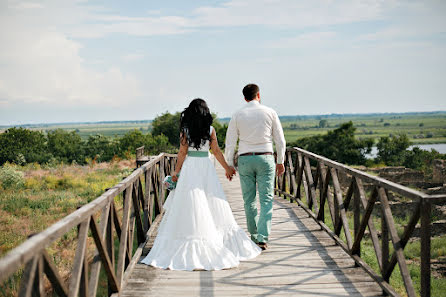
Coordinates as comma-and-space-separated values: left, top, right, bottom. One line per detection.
172, 133, 188, 182
210, 128, 236, 180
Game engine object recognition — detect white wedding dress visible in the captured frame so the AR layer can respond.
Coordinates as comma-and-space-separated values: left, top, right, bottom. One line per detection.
140, 126, 261, 271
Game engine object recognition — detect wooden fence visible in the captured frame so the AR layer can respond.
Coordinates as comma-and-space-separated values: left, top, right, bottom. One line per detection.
275, 147, 446, 297
0, 153, 177, 297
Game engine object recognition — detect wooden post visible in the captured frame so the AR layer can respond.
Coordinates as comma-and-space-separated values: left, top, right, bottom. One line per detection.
381, 205, 389, 282
420, 199, 431, 297
353, 178, 360, 257
107, 203, 115, 296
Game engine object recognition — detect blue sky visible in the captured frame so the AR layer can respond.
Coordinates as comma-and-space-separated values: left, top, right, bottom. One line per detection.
0, 0, 445, 125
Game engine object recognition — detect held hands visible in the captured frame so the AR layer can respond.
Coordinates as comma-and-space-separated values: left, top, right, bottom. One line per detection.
225, 166, 236, 181
276, 164, 285, 177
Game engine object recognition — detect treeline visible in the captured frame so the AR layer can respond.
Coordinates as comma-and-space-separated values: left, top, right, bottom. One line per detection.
0, 127, 171, 165
290, 121, 446, 176
0, 112, 228, 166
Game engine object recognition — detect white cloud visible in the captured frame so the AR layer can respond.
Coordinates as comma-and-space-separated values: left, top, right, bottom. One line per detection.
10, 2, 44, 10
268, 31, 337, 49
0, 3, 142, 107
62, 0, 396, 38
191, 0, 390, 28
122, 53, 145, 62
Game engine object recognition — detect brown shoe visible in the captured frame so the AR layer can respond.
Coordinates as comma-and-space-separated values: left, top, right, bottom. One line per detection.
257, 242, 268, 251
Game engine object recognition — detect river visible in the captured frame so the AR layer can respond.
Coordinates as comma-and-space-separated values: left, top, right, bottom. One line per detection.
366, 143, 446, 159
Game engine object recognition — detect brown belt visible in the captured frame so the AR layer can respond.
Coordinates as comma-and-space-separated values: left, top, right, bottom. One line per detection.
239, 152, 273, 156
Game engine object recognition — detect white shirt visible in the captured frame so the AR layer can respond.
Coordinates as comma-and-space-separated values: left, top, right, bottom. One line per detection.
225, 100, 286, 166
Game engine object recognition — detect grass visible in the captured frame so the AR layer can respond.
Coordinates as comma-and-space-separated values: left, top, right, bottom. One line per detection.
0, 160, 135, 297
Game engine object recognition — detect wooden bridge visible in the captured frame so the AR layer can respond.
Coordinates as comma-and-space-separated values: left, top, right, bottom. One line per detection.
1, 147, 445, 297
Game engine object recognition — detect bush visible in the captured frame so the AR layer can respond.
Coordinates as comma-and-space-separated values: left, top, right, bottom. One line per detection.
0, 164, 25, 189
403, 147, 446, 177
376, 134, 410, 166
47, 129, 85, 164
84, 134, 119, 162
0, 127, 51, 165
291, 121, 374, 165
119, 129, 171, 156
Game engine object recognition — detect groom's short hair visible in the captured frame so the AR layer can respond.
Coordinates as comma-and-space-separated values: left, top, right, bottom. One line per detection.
243, 84, 259, 101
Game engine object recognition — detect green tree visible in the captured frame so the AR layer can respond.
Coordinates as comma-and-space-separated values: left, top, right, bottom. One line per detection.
144, 134, 171, 154
119, 129, 147, 155
85, 134, 119, 162
403, 147, 446, 178
376, 134, 410, 166
292, 121, 374, 165
318, 119, 328, 128
212, 114, 228, 148
47, 129, 85, 164
151, 112, 181, 146
0, 127, 50, 165
119, 129, 171, 156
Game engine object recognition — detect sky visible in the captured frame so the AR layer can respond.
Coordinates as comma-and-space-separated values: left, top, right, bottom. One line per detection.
0, 0, 445, 125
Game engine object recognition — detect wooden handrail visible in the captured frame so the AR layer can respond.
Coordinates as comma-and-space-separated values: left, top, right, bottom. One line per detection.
275, 147, 446, 297
0, 152, 177, 297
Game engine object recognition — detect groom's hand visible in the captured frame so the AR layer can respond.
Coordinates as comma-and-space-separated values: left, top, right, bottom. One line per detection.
276, 164, 285, 176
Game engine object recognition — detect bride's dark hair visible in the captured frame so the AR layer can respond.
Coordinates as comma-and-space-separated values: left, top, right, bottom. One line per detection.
180, 98, 213, 150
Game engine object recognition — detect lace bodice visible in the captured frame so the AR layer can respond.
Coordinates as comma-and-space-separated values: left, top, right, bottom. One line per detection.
188, 126, 213, 152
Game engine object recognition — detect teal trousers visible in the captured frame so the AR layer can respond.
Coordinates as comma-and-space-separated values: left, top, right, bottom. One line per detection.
238, 155, 275, 243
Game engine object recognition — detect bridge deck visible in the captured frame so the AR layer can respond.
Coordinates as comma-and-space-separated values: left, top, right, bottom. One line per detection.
121, 162, 384, 297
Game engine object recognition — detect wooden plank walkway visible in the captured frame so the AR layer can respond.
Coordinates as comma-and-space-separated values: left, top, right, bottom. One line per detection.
121, 161, 385, 297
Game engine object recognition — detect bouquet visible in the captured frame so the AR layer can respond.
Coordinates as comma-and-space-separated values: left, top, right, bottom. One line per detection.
163, 174, 179, 190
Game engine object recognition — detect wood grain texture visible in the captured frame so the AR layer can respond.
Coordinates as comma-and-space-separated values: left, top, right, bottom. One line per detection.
121, 160, 384, 297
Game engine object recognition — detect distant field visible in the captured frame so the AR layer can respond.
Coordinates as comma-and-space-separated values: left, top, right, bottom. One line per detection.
1, 112, 445, 144
281, 112, 446, 144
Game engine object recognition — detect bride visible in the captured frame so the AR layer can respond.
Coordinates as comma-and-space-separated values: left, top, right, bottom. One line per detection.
140, 98, 261, 271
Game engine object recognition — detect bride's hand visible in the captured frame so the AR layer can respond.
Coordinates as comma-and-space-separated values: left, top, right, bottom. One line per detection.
172, 173, 178, 182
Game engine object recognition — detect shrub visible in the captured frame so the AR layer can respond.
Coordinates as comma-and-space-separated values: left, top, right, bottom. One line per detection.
291, 121, 374, 165
0, 164, 25, 189
84, 134, 119, 162
376, 134, 410, 166
47, 129, 85, 164
0, 127, 51, 165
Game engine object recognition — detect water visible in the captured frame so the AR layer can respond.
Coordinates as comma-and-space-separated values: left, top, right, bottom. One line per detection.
366, 143, 446, 159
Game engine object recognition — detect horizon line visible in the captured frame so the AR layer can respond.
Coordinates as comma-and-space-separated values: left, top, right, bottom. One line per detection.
1, 110, 445, 128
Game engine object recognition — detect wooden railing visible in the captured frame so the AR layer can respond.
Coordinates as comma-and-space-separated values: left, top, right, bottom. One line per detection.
0, 153, 177, 297
275, 147, 446, 297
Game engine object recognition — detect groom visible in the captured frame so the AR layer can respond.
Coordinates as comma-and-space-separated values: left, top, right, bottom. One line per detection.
225, 83, 286, 250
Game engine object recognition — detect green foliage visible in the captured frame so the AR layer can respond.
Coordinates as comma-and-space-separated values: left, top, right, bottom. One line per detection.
0, 126, 173, 166
47, 129, 84, 164
292, 121, 374, 165
144, 134, 171, 154
403, 147, 446, 176
212, 114, 228, 148
119, 129, 171, 156
0, 127, 51, 165
318, 119, 328, 128
376, 134, 446, 175
376, 134, 410, 165
151, 112, 181, 146
0, 164, 24, 189
84, 134, 119, 162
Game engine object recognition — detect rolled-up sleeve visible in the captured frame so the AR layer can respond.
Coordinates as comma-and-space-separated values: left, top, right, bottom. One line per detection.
224, 114, 238, 167
272, 111, 286, 164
